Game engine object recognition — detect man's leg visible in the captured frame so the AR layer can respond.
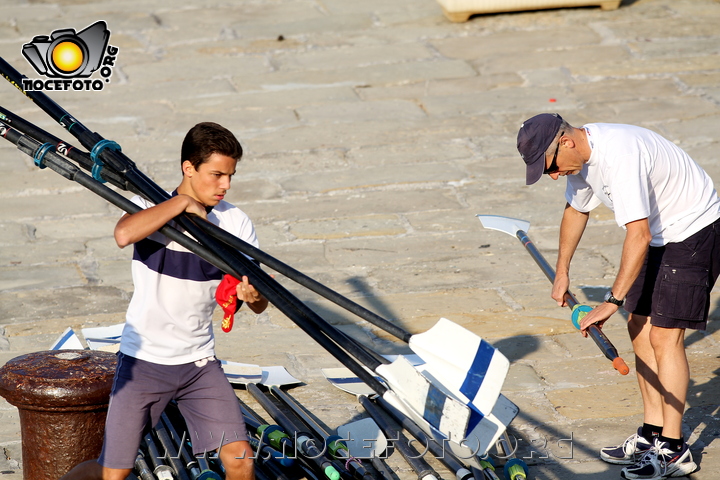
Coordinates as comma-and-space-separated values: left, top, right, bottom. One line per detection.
59, 459, 131, 480
219, 440, 255, 480
649, 325, 688, 439
628, 313, 664, 428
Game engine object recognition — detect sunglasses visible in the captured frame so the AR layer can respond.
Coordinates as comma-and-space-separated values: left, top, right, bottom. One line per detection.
544, 131, 564, 175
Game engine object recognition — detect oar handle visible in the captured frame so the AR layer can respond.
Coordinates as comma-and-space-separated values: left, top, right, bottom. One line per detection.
515, 230, 629, 375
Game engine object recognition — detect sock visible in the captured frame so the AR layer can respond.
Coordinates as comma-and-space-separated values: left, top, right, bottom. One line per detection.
659, 435, 684, 452
641, 423, 662, 441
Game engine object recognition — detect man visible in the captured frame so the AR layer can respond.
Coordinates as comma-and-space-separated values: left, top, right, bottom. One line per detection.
61, 122, 267, 480
517, 113, 720, 479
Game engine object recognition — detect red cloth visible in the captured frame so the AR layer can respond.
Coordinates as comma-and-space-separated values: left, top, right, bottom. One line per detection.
216, 274, 241, 333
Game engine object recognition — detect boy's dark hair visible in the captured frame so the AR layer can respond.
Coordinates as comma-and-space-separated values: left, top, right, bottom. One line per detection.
181, 122, 243, 170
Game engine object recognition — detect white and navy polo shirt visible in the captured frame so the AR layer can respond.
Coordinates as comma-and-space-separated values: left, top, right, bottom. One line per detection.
119, 193, 259, 365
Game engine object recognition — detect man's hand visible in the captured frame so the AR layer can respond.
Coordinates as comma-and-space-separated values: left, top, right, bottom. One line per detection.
551, 272, 570, 306
578, 302, 619, 337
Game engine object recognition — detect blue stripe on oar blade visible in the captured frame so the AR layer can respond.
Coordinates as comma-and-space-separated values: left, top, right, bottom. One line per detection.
459, 339, 495, 402
423, 382, 448, 429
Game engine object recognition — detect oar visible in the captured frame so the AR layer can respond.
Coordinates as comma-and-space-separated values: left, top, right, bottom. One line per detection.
269, 387, 378, 480
357, 395, 440, 480
134, 451, 156, 480
142, 431, 175, 480
370, 395, 474, 480
159, 411, 222, 480
153, 416, 191, 480
245, 383, 343, 480
1, 61, 502, 451
477, 215, 630, 375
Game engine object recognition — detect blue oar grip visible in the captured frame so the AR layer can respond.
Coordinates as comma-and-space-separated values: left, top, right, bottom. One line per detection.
90, 139, 121, 183
33, 142, 55, 169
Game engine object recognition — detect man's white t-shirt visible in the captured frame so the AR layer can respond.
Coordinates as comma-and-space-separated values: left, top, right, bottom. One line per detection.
566, 123, 720, 246
120, 194, 259, 365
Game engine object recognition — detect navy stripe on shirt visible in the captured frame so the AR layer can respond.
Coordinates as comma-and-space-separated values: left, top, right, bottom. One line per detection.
134, 237, 224, 282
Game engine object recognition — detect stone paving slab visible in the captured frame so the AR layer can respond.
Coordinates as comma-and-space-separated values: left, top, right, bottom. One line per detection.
1, 0, 719, 478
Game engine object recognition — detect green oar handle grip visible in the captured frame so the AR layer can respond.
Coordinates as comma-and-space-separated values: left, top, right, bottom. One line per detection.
257, 425, 292, 453
323, 465, 341, 480
503, 458, 528, 480
479, 458, 500, 480
570, 304, 593, 330
325, 435, 347, 458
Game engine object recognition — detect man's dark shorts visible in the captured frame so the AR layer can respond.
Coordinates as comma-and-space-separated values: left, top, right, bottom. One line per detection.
625, 218, 720, 330
99, 353, 249, 470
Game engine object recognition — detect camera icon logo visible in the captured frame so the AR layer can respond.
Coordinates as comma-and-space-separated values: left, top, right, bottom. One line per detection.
22, 21, 110, 78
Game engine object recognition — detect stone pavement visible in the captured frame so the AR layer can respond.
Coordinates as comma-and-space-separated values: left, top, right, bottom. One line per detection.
1, 0, 719, 478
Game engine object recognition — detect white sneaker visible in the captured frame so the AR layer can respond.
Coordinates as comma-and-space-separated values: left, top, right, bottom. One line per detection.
600, 427, 653, 465
621, 438, 697, 479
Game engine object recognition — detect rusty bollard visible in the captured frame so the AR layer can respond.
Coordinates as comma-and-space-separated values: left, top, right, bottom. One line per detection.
0, 350, 117, 480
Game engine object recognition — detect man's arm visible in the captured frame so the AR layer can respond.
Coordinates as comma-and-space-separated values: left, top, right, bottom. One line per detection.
552, 203, 590, 306
114, 194, 207, 248
579, 217, 651, 333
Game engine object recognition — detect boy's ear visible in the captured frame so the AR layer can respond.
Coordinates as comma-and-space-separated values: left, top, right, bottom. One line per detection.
181, 160, 196, 178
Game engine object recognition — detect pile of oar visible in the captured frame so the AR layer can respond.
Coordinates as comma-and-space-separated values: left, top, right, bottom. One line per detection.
133, 379, 526, 480
1, 56, 521, 474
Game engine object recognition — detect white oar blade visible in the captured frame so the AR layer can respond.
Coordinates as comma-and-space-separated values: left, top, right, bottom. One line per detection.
322, 367, 377, 396
337, 417, 388, 459
261, 365, 302, 387
409, 318, 509, 417
221, 360, 264, 384
49, 327, 84, 350
376, 355, 470, 440
476, 215, 529, 237
82, 323, 125, 353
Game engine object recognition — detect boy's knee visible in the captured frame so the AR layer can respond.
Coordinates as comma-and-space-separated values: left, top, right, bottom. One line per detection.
220, 441, 255, 480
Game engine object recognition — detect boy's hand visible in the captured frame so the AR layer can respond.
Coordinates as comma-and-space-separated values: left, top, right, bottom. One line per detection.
236, 276, 262, 304
180, 194, 208, 220
237, 275, 270, 314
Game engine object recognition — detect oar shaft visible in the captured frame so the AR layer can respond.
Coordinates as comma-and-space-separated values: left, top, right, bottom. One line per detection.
0, 120, 236, 276
358, 396, 439, 480
515, 230, 579, 307
200, 224, 411, 342
134, 453, 156, 480
373, 396, 473, 480
0, 105, 135, 192
270, 387, 376, 480
153, 417, 191, 480
247, 384, 342, 480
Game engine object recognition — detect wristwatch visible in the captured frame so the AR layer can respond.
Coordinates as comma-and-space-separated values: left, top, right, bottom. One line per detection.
604, 290, 624, 307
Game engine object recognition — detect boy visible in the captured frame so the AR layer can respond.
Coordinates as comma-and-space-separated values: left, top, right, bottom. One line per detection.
62, 122, 266, 480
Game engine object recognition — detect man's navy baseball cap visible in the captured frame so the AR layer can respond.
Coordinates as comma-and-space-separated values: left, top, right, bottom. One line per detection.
517, 113, 563, 185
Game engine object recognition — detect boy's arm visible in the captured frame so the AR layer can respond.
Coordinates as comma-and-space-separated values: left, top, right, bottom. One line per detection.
114, 194, 207, 248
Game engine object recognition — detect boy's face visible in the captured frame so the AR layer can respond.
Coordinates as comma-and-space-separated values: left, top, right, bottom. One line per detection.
181, 153, 237, 207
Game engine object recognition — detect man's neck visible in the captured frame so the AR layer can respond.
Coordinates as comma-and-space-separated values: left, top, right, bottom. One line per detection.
574, 126, 592, 163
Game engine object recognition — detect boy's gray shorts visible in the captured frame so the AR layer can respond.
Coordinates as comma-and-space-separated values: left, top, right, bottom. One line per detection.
99, 352, 249, 469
